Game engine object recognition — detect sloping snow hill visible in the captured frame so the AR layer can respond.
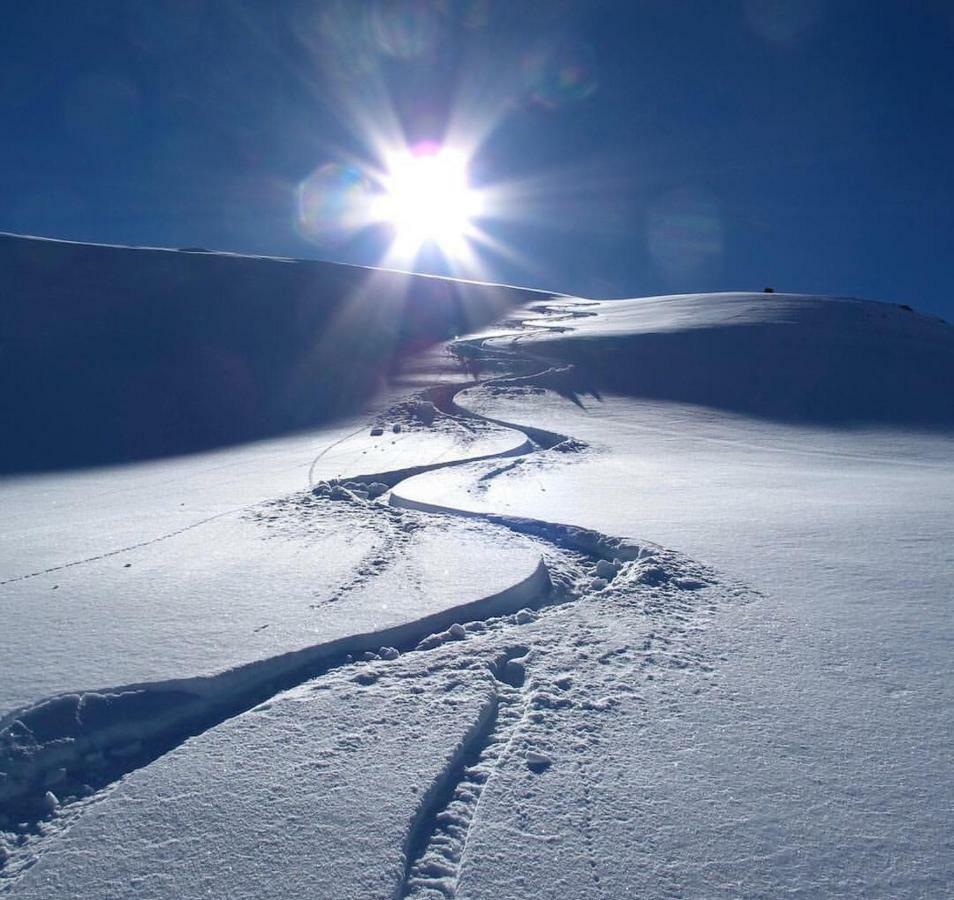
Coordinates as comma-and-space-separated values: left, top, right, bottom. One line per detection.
0, 233, 541, 473
397, 292, 954, 897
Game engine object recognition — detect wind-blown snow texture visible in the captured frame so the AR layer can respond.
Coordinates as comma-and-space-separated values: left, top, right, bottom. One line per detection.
2, 239, 952, 899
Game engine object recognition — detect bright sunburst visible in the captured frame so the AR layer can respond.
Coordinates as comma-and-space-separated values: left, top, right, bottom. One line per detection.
375, 143, 484, 260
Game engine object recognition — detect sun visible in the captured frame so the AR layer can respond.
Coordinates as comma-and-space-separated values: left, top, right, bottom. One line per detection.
375, 143, 484, 259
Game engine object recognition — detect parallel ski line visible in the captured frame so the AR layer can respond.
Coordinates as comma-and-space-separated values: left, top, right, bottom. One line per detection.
400, 648, 530, 900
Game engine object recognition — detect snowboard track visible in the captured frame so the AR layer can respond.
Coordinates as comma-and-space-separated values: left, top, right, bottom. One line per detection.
0, 298, 730, 888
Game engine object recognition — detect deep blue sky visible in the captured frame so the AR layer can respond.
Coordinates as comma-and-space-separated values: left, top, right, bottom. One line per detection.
2, 1, 953, 316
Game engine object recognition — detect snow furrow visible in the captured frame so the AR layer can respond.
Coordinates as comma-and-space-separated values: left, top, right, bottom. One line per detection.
342, 432, 534, 490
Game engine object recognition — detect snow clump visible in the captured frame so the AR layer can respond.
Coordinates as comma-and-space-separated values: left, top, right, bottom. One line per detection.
525, 750, 552, 773
312, 480, 382, 502
413, 400, 437, 425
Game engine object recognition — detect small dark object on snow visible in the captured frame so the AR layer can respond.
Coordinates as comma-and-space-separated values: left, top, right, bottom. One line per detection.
899, 304, 913, 312
525, 750, 552, 773
763, 287, 774, 293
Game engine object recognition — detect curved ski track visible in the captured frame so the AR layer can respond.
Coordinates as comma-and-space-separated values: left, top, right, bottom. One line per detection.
0, 298, 722, 897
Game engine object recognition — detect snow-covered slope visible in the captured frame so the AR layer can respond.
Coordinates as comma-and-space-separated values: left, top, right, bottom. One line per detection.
511, 292, 954, 427
0, 233, 541, 473
2, 256, 952, 899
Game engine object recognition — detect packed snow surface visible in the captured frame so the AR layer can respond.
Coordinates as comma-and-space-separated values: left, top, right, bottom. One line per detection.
3, 250, 952, 900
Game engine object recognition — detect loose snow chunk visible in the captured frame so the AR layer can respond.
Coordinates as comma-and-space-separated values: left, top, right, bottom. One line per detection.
531, 691, 571, 710
370, 426, 384, 436
378, 646, 400, 661
504, 659, 526, 686
415, 634, 444, 651
634, 564, 669, 586
43, 790, 59, 812
589, 577, 609, 591
525, 750, 552, 773
581, 696, 616, 712
673, 576, 705, 590
329, 485, 361, 502
366, 482, 389, 499
594, 559, 619, 580
417, 623, 467, 651
413, 400, 437, 425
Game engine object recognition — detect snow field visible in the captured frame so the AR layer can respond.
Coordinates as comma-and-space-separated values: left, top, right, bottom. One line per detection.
4, 278, 952, 898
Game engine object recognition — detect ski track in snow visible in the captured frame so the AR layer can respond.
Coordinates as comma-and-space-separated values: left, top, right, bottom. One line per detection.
400, 648, 531, 899
0, 507, 252, 587
0, 298, 746, 890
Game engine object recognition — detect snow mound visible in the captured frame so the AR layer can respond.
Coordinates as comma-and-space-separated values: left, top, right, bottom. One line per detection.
516, 293, 954, 428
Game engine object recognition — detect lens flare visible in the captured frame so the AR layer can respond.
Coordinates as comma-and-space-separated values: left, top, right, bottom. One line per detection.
369, 0, 442, 60
521, 41, 598, 110
648, 188, 724, 287
297, 163, 375, 245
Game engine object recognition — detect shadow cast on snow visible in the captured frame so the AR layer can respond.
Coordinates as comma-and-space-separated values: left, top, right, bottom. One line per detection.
1, 234, 542, 475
